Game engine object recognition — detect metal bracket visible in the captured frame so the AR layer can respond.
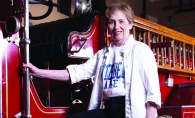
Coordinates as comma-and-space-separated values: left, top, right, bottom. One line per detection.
13, 38, 21, 47
70, 37, 88, 54
6, 37, 20, 47
165, 71, 174, 87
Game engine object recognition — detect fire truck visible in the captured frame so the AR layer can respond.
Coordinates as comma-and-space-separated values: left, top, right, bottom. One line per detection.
1, 0, 195, 118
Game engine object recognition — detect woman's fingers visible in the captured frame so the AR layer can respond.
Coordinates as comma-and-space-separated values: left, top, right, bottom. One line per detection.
23, 63, 31, 68
22, 63, 32, 73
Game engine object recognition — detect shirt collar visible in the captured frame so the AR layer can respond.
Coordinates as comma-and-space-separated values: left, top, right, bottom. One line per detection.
105, 34, 135, 58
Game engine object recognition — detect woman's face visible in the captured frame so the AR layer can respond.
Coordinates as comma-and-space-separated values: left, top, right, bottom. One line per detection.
107, 10, 133, 45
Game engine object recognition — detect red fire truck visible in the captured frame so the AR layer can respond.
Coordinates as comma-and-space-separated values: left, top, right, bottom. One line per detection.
1, 0, 195, 118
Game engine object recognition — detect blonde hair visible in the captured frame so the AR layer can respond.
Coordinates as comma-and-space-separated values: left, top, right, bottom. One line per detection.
105, 2, 134, 24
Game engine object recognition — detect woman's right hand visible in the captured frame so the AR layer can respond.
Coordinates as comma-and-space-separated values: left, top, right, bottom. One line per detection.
23, 63, 39, 76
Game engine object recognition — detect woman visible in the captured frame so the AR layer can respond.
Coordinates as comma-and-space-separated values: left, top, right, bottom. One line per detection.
23, 2, 161, 118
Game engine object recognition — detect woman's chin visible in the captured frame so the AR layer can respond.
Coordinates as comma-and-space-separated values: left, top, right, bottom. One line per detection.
112, 38, 122, 42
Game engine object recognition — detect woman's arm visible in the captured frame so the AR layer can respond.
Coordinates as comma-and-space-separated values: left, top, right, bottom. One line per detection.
23, 63, 70, 81
146, 102, 158, 118
137, 43, 161, 117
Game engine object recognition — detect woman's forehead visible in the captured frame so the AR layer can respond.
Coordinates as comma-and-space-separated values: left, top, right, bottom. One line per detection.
108, 10, 127, 19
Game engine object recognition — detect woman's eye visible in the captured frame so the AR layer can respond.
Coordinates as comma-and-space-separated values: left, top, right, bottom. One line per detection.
119, 20, 124, 23
108, 21, 113, 24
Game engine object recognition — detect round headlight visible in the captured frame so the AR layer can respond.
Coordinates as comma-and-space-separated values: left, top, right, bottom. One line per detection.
5, 16, 21, 35
70, 0, 88, 16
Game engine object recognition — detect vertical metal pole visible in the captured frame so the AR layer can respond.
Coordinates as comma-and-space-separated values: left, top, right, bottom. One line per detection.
0, 39, 2, 118
21, 0, 31, 117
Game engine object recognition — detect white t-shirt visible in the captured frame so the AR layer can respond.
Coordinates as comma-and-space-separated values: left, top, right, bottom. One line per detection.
102, 44, 126, 99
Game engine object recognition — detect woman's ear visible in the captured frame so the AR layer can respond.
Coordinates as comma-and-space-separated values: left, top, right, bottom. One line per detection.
129, 23, 133, 30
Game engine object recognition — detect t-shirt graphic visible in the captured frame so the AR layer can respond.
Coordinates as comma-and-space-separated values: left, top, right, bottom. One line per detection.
102, 46, 126, 99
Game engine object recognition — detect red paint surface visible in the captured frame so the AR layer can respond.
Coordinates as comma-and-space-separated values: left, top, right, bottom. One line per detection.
69, 15, 100, 59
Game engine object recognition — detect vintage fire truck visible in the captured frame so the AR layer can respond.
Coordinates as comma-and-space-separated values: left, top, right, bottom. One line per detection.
1, 0, 195, 118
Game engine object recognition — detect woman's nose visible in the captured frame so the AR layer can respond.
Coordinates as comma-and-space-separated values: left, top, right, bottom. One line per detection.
114, 22, 119, 29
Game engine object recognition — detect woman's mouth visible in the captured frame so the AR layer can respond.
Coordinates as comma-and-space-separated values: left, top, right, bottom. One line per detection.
114, 31, 122, 35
